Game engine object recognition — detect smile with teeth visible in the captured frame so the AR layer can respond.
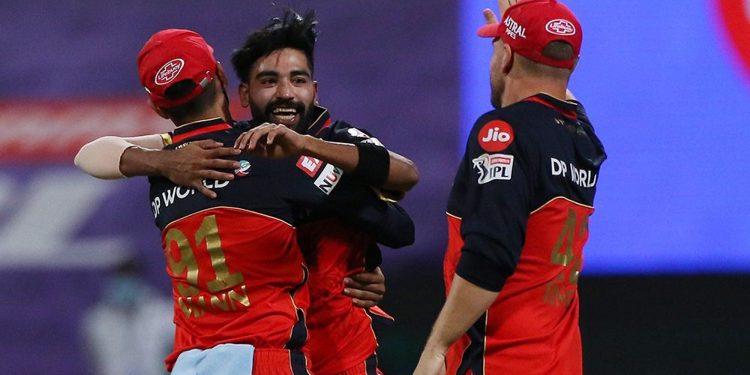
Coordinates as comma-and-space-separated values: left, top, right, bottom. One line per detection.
272, 108, 298, 121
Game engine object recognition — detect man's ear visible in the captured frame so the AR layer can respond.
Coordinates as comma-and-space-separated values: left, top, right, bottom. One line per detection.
148, 99, 169, 119
502, 44, 514, 75
216, 62, 228, 90
313, 80, 319, 105
238, 82, 250, 108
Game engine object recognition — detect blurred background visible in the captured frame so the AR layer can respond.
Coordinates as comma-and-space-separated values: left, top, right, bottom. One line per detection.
1, 0, 749, 374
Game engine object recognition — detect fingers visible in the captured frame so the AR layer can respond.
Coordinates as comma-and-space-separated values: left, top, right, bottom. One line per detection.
192, 182, 217, 199
191, 139, 225, 149
205, 158, 242, 171
343, 287, 383, 308
343, 267, 386, 307
348, 267, 385, 285
483, 8, 498, 24
200, 169, 236, 182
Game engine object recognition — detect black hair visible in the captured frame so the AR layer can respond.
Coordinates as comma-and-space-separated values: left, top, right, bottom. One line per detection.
162, 78, 219, 123
231, 9, 318, 83
542, 41, 574, 61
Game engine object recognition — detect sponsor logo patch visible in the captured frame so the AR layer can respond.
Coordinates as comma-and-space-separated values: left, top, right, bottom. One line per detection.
477, 120, 514, 152
314, 164, 343, 194
155, 58, 185, 85
545, 19, 576, 36
234, 160, 251, 177
296, 156, 323, 177
347, 127, 370, 139
473, 153, 514, 184
504, 16, 527, 39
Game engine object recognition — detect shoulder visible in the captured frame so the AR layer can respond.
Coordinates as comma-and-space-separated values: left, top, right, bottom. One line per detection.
328, 120, 383, 146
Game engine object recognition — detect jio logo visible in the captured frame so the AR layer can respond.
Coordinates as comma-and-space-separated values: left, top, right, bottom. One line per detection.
717, 0, 750, 79
477, 120, 514, 153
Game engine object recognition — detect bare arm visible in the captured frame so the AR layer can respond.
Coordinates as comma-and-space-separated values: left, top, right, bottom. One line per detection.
74, 134, 241, 198
234, 123, 419, 192
74, 134, 167, 179
413, 275, 499, 375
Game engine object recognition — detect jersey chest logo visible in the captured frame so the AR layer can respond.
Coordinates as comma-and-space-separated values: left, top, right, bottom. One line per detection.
477, 120, 514, 152
473, 153, 514, 184
314, 164, 343, 194
296, 156, 323, 177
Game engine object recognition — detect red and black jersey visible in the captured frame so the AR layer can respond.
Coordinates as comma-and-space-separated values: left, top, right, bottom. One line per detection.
305, 108, 404, 375
240, 107, 409, 374
444, 94, 606, 375
149, 118, 412, 371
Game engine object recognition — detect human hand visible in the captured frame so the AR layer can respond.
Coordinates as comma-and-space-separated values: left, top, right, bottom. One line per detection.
234, 122, 311, 158
413, 348, 447, 375
484, 0, 518, 24
155, 139, 241, 198
343, 267, 385, 308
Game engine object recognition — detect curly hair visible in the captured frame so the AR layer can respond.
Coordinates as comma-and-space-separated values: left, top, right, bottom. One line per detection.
231, 9, 318, 83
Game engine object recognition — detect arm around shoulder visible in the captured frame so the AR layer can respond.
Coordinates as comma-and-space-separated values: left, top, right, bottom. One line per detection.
74, 134, 164, 179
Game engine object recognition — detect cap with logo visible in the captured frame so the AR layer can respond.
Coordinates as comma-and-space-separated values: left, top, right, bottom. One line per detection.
137, 29, 217, 108
477, 0, 582, 69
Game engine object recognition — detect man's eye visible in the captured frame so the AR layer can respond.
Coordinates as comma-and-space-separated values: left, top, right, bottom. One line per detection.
292, 77, 308, 84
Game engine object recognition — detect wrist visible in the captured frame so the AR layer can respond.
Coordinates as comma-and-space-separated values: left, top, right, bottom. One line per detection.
299, 134, 319, 156
120, 147, 169, 177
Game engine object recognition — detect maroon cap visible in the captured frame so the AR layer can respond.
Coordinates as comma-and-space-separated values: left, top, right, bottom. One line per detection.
137, 29, 217, 108
477, 0, 582, 69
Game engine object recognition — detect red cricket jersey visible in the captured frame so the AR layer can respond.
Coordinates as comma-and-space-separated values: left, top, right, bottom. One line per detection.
444, 95, 606, 374
150, 118, 412, 371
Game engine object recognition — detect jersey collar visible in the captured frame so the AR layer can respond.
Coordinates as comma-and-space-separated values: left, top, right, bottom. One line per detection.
171, 118, 232, 144
523, 93, 578, 120
302, 105, 333, 137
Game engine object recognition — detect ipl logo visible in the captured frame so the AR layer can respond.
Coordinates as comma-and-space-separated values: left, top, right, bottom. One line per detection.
717, 0, 750, 81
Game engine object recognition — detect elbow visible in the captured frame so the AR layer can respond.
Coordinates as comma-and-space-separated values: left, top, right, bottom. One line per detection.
402, 160, 420, 191
389, 158, 420, 192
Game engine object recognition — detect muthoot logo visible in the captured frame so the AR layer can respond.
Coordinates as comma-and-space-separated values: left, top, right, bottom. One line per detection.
545, 19, 576, 36
155, 59, 185, 85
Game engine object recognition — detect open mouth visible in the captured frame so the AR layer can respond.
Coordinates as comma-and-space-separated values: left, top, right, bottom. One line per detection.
270, 107, 299, 125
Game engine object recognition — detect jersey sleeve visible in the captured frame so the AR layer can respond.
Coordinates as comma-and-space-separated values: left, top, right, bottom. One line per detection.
327, 121, 405, 201
266, 157, 414, 248
455, 112, 537, 292
327, 121, 384, 147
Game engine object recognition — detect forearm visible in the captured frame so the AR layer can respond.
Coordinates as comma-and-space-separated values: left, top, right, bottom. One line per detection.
301, 136, 359, 172
422, 275, 498, 354
119, 147, 172, 177
74, 135, 164, 179
302, 136, 418, 191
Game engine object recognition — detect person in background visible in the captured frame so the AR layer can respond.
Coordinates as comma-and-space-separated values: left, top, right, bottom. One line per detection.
82, 258, 173, 375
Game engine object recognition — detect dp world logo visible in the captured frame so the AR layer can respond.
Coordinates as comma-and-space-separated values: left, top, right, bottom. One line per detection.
155, 58, 185, 85
717, 0, 750, 80
545, 19, 576, 36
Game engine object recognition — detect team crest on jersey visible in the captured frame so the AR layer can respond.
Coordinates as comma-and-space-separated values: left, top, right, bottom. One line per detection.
314, 164, 343, 194
155, 59, 185, 85
296, 156, 323, 177
477, 120, 514, 152
473, 153, 514, 184
234, 160, 251, 177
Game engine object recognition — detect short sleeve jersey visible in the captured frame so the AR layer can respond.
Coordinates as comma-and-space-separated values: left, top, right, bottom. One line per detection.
149, 118, 407, 370
444, 94, 606, 375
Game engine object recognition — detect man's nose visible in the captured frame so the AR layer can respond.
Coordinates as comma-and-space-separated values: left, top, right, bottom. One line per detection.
275, 79, 294, 99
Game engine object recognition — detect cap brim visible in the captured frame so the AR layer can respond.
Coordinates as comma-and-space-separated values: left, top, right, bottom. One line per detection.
477, 23, 502, 38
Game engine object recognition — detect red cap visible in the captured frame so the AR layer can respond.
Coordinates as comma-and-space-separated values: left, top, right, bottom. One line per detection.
137, 29, 217, 108
477, 0, 582, 69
